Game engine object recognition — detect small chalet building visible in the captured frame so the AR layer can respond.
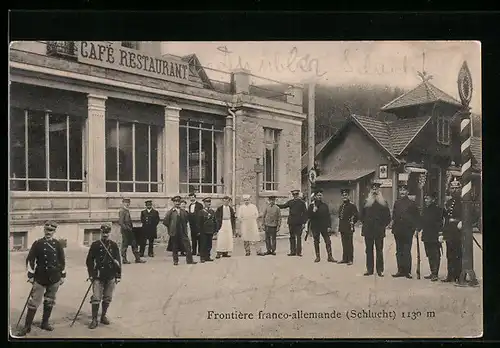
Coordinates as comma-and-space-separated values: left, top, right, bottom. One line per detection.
302, 74, 482, 227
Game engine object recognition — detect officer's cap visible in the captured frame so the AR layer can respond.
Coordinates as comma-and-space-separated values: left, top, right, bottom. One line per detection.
398, 183, 408, 190
171, 195, 182, 202
100, 223, 112, 233
450, 178, 461, 188
291, 189, 300, 194
314, 188, 324, 194
202, 197, 211, 203
371, 181, 382, 188
222, 195, 231, 200
340, 188, 350, 194
44, 221, 58, 231
145, 200, 152, 204
122, 197, 131, 203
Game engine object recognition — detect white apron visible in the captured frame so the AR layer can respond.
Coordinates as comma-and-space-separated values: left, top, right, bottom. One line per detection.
216, 206, 234, 252
238, 204, 260, 242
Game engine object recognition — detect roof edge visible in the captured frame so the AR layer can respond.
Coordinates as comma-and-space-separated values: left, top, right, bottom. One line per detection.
396, 116, 433, 156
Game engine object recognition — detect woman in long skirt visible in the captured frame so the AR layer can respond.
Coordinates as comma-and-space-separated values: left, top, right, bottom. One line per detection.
215, 196, 236, 258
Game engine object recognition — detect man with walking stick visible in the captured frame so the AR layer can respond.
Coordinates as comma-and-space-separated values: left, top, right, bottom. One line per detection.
17, 221, 66, 336
85, 223, 122, 329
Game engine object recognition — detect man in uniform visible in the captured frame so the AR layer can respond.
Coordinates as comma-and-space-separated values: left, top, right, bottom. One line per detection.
18, 221, 66, 336
199, 197, 216, 263
163, 196, 197, 266
261, 196, 281, 255
442, 178, 463, 283
337, 188, 359, 265
391, 184, 420, 279
419, 192, 444, 281
139, 200, 160, 257
118, 198, 145, 264
86, 223, 122, 329
307, 188, 335, 263
277, 189, 307, 256
360, 181, 391, 277
187, 192, 204, 256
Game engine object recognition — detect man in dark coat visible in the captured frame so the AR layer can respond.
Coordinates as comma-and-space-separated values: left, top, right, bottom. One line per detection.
187, 192, 204, 256
337, 188, 359, 265
17, 221, 66, 336
139, 200, 160, 257
442, 178, 463, 283
391, 184, 420, 279
277, 189, 307, 256
360, 181, 391, 277
199, 197, 217, 262
307, 188, 336, 263
419, 192, 444, 281
163, 196, 197, 266
86, 223, 122, 329
118, 198, 145, 264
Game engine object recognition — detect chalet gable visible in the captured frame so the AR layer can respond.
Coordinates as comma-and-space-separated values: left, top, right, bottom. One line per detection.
179, 53, 214, 89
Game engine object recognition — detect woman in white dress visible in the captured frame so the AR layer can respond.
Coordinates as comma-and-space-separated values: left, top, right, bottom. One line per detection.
215, 196, 236, 258
237, 194, 261, 256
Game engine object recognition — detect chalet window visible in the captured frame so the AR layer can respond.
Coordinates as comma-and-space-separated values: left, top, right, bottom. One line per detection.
437, 115, 451, 145
46, 41, 77, 57
121, 41, 140, 50
9, 108, 84, 192
263, 127, 280, 191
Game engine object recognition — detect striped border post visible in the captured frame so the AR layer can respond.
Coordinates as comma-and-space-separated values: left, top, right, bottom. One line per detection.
457, 61, 479, 287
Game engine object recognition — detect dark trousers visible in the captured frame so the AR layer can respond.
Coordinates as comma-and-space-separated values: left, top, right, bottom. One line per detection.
189, 223, 200, 255
139, 234, 155, 256
265, 226, 278, 252
171, 233, 194, 263
340, 231, 354, 262
394, 233, 413, 275
121, 230, 138, 260
288, 224, 303, 255
199, 233, 213, 260
424, 241, 441, 276
364, 236, 384, 274
446, 239, 462, 280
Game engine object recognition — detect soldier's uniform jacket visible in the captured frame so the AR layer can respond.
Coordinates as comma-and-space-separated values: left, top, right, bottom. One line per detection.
307, 201, 332, 232
140, 208, 160, 238
119, 207, 133, 233
338, 201, 359, 234
443, 197, 462, 241
421, 203, 444, 243
392, 196, 420, 236
86, 239, 122, 280
277, 198, 307, 226
26, 237, 66, 286
199, 208, 217, 235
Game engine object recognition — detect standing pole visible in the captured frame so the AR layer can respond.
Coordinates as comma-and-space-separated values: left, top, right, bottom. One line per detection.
307, 82, 316, 202
456, 61, 479, 287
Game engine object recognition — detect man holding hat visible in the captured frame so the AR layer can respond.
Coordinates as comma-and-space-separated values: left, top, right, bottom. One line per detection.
307, 188, 336, 263
277, 189, 308, 256
418, 192, 444, 281
391, 183, 420, 279
118, 198, 145, 264
360, 181, 391, 277
199, 197, 217, 262
215, 196, 237, 258
86, 223, 122, 329
337, 188, 359, 265
261, 196, 282, 255
442, 178, 463, 283
18, 221, 66, 336
163, 196, 197, 265
140, 200, 160, 258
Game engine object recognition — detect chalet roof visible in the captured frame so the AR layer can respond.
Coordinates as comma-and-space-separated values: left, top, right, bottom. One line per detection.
316, 169, 375, 182
180, 54, 213, 89
381, 80, 462, 111
471, 136, 482, 169
301, 137, 331, 171
387, 116, 433, 154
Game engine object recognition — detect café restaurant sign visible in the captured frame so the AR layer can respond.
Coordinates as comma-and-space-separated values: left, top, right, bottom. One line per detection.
76, 41, 192, 85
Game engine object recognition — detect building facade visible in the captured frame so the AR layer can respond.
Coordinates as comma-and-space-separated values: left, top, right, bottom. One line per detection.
9, 41, 305, 249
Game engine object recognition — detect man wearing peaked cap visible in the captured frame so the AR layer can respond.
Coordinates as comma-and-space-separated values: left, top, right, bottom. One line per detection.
118, 198, 146, 265
18, 220, 66, 336
202, 197, 211, 203
86, 222, 122, 329
306, 188, 336, 263
278, 189, 308, 256
261, 195, 281, 255
337, 188, 359, 265
199, 197, 216, 262
442, 178, 463, 283
419, 192, 444, 282
140, 200, 160, 258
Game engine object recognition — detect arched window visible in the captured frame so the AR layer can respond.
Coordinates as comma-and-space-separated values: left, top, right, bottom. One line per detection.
436, 112, 451, 145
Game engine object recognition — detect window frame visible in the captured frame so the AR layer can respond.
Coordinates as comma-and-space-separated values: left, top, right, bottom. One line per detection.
262, 127, 280, 192
9, 108, 85, 192
10, 231, 28, 251
83, 229, 101, 247
436, 114, 451, 146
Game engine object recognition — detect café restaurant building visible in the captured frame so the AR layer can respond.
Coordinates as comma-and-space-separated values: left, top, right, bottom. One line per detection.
9, 41, 304, 249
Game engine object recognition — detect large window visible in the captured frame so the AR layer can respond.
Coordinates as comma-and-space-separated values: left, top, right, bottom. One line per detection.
437, 114, 451, 145
179, 119, 224, 194
9, 108, 84, 191
105, 120, 160, 192
263, 127, 280, 191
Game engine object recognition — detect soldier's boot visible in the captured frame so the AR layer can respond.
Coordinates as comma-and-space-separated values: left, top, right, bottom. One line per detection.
17, 308, 36, 336
100, 302, 110, 325
40, 303, 54, 331
134, 252, 146, 263
314, 244, 321, 263
88, 304, 99, 329
326, 244, 335, 262
121, 250, 130, 264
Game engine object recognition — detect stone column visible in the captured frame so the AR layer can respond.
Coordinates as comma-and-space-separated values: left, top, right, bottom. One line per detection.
224, 113, 234, 196
164, 106, 181, 194
86, 94, 107, 194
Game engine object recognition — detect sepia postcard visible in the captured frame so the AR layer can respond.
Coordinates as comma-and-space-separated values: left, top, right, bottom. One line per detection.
8, 40, 482, 339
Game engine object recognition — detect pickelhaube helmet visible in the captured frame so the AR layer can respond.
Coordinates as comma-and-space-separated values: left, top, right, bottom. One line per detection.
450, 178, 461, 188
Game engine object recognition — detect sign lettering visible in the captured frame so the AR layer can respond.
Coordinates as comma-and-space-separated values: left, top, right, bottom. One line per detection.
77, 41, 192, 85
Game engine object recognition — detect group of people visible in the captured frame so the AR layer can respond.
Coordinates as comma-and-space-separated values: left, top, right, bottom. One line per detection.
15, 178, 464, 337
